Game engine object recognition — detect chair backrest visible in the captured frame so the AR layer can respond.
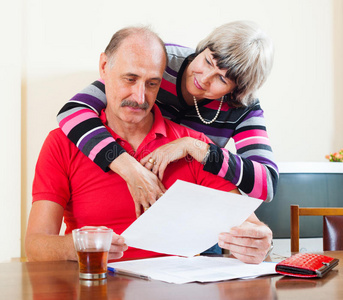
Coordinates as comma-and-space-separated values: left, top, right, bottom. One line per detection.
323, 215, 343, 251
290, 205, 343, 252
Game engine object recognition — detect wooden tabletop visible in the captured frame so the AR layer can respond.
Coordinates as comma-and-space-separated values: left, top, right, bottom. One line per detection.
1, 251, 342, 300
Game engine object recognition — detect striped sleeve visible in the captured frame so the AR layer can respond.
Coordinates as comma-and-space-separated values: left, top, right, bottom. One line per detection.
203, 108, 279, 202
56, 80, 126, 171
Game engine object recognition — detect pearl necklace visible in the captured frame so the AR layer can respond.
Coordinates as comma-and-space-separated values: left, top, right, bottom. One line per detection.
193, 96, 224, 125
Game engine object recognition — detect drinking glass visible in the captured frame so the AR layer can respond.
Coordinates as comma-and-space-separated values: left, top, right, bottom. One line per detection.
72, 227, 113, 280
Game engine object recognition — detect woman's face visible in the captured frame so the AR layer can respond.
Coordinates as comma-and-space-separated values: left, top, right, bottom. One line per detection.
184, 48, 236, 100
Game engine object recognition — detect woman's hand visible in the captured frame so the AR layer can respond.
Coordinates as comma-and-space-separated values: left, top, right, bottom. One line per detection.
218, 213, 273, 264
140, 137, 209, 181
109, 153, 166, 217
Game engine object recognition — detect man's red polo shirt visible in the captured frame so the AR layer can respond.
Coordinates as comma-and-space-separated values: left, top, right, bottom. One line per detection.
33, 105, 236, 260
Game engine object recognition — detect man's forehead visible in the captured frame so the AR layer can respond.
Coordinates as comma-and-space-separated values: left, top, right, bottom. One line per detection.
115, 35, 166, 64
110, 40, 165, 77
120, 34, 162, 53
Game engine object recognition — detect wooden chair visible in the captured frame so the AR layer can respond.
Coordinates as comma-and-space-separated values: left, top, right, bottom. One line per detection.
290, 205, 343, 252
323, 215, 343, 250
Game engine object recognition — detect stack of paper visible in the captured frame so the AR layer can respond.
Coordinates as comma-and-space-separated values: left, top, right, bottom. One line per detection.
108, 256, 277, 284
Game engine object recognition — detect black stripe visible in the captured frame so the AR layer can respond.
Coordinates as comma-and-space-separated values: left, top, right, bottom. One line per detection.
237, 144, 272, 154
237, 158, 254, 194
92, 80, 105, 93
82, 131, 115, 157
57, 102, 91, 116
268, 167, 279, 197
203, 144, 224, 175
225, 151, 237, 182
67, 118, 105, 145
94, 143, 126, 172
234, 125, 266, 134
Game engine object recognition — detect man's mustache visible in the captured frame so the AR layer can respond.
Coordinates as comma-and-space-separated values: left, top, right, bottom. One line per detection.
120, 100, 149, 110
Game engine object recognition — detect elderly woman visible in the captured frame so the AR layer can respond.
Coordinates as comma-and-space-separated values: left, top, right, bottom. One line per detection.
57, 21, 278, 215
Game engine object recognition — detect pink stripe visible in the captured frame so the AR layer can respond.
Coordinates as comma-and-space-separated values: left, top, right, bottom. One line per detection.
160, 78, 177, 95
248, 162, 267, 200
59, 108, 92, 128
235, 129, 268, 142
236, 137, 271, 150
89, 137, 114, 161
61, 111, 99, 135
98, 78, 105, 84
218, 148, 230, 177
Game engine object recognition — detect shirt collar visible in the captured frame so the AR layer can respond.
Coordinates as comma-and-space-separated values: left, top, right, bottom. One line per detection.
99, 104, 168, 141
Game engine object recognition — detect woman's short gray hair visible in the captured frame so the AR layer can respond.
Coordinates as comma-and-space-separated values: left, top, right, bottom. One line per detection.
196, 21, 274, 107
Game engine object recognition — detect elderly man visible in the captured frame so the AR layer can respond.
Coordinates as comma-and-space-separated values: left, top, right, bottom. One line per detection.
25, 26, 272, 264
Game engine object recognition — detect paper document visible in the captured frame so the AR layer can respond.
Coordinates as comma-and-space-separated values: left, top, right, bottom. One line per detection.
122, 180, 263, 257
108, 256, 278, 284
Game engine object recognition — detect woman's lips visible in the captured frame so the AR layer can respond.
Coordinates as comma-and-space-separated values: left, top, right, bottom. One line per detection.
194, 77, 204, 90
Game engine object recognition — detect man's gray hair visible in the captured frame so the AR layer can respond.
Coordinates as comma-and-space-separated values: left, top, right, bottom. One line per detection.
196, 21, 274, 107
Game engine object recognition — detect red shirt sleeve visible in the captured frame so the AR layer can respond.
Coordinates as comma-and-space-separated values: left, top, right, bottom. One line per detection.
32, 129, 72, 208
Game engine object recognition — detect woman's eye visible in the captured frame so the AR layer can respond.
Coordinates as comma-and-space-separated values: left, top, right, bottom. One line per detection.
219, 76, 227, 84
205, 58, 211, 65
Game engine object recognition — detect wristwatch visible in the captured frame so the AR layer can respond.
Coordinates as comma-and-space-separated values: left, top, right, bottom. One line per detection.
201, 146, 211, 165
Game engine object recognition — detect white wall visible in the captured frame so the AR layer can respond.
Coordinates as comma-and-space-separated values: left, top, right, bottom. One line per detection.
0, 0, 22, 261
1, 0, 342, 261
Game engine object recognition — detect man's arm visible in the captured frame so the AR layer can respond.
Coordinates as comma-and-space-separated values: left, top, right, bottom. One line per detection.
218, 212, 273, 264
25, 201, 75, 261
25, 201, 127, 261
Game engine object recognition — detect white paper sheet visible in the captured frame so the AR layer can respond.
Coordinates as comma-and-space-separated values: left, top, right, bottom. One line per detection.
121, 180, 263, 257
108, 256, 278, 284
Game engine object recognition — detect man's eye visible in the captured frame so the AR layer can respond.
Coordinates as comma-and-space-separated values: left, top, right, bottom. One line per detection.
125, 78, 136, 83
205, 58, 211, 65
148, 82, 159, 88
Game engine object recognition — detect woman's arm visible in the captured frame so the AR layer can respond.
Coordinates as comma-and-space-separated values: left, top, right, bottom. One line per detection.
57, 80, 165, 216
141, 106, 278, 202
203, 108, 279, 202
57, 80, 126, 171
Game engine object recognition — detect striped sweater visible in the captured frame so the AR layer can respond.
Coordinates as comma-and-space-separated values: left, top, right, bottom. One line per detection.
57, 44, 279, 201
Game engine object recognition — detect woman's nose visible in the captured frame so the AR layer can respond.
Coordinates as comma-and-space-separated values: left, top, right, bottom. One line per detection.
200, 70, 214, 85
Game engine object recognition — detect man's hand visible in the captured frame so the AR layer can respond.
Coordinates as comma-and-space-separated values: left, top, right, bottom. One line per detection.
108, 234, 128, 260
109, 153, 166, 217
218, 213, 273, 264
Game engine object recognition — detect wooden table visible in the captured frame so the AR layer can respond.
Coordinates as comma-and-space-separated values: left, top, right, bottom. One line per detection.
1, 252, 342, 300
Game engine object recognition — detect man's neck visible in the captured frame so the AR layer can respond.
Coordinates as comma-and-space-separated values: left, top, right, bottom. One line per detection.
106, 111, 154, 152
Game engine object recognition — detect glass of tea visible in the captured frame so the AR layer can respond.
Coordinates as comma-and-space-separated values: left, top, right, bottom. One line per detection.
72, 226, 113, 280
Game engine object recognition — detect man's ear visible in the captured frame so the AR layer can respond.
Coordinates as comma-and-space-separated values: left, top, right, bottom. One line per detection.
99, 52, 108, 81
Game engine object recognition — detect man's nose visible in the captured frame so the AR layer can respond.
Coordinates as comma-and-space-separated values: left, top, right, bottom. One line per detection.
133, 83, 145, 104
